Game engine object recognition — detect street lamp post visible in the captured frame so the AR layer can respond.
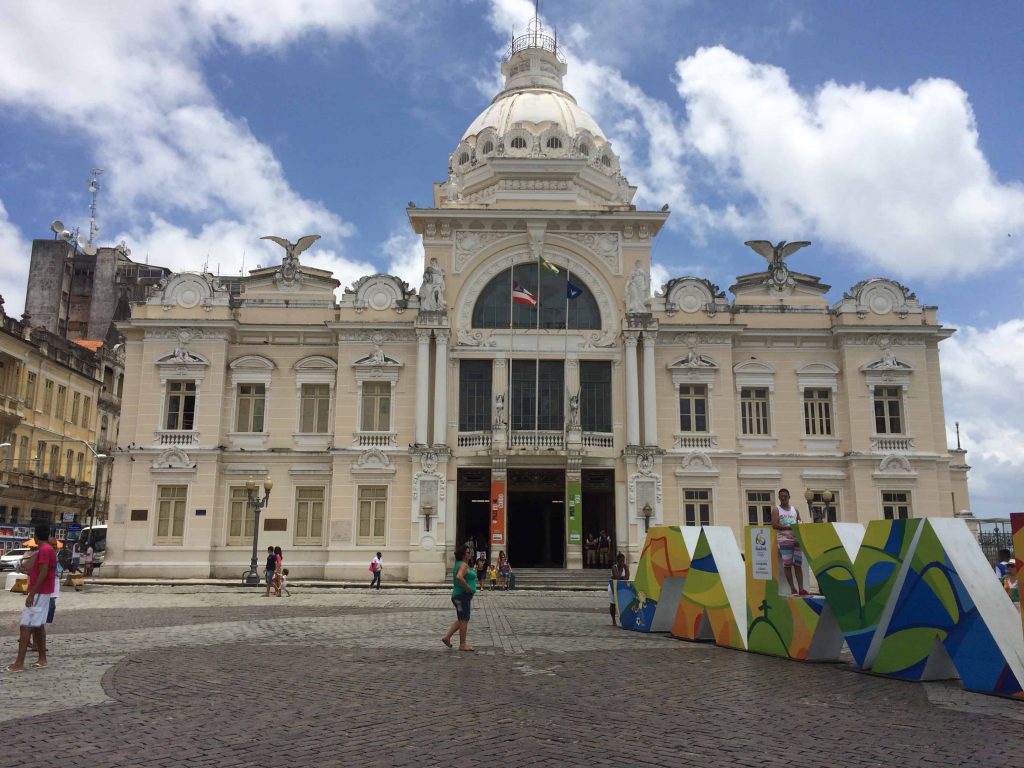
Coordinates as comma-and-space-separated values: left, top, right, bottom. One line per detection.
242, 475, 273, 586
804, 489, 834, 523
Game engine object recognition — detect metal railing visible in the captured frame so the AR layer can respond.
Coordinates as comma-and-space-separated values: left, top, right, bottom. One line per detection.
506, 31, 565, 63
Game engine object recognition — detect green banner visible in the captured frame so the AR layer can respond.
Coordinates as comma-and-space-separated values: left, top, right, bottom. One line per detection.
566, 479, 583, 546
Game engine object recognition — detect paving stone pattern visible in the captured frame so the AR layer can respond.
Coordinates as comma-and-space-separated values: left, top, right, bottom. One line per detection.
1, 587, 1020, 767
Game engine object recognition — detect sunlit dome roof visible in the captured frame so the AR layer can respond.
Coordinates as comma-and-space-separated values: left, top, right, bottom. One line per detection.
463, 89, 605, 143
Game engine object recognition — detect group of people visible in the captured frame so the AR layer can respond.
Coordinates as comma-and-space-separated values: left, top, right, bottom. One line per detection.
472, 550, 513, 590
995, 549, 1019, 609
584, 531, 613, 568
263, 546, 290, 597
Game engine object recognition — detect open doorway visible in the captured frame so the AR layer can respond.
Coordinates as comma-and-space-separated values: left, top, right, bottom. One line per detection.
507, 468, 565, 567
456, 469, 491, 562
583, 469, 616, 568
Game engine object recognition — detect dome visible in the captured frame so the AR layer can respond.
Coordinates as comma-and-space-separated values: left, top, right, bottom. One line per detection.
463, 90, 606, 143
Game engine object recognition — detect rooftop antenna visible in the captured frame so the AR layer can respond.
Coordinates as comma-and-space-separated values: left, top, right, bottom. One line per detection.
87, 167, 103, 246
955, 421, 961, 450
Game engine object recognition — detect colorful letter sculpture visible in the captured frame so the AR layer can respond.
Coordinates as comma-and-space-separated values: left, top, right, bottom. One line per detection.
614, 518, 1024, 700
672, 527, 746, 649
615, 526, 696, 632
745, 525, 843, 661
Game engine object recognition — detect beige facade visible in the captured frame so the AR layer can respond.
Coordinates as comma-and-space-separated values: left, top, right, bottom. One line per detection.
0, 306, 120, 539
105, 34, 969, 579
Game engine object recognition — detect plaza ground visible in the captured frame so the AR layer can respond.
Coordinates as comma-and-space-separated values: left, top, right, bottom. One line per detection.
1, 586, 1020, 767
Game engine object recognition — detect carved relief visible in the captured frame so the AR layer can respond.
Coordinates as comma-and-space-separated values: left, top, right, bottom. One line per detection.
341, 274, 413, 312
151, 447, 195, 470
454, 231, 512, 273
557, 232, 621, 274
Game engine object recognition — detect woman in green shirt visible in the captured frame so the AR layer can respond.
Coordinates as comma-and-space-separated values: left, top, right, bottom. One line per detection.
442, 543, 477, 652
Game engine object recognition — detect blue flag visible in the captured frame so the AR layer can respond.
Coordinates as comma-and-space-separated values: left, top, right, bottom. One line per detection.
566, 280, 583, 300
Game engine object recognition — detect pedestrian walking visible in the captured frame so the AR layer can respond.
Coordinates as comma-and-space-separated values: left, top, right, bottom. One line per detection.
70, 542, 81, 574
5, 524, 57, 672
442, 543, 477, 652
84, 542, 95, 577
1003, 559, 1019, 611
370, 552, 382, 590
279, 569, 292, 597
273, 546, 284, 597
610, 552, 629, 626
498, 550, 512, 590
263, 546, 276, 597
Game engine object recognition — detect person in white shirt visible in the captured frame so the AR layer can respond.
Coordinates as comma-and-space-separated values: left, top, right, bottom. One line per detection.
370, 552, 382, 590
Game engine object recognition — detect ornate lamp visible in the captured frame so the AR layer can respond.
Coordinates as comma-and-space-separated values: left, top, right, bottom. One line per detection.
422, 502, 435, 532
242, 475, 273, 586
642, 503, 653, 532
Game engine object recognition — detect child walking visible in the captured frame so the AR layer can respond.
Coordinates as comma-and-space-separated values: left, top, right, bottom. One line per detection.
279, 568, 292, 597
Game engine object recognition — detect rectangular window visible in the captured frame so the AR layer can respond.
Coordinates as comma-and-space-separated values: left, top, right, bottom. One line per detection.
227, 486, 254, 544
299, 384, 331, 433
64, 449, 73, 480
156, 485, 188, 544
42, 379, 54, 414
357, 485, 387, 545
509, 360, 564, 431
35, 441, 45, 474
55, 385, 67, 420
458, 360, 492, 432
49, 445, 60, 477
17, 436, 29, 470
234, 384, 266, 433
295, 487, 325, 545
740, 387, 771, 435
746, 490, 773, 526
165, 381, 197, 431
873, 386, 903, 434
882, 490, 912, 520
683, 489, 712, 527
76, 452, 84, 482
803, 388, 833, 436
82, 396, 92, 427
25, 373, 36, 410
360, 382, 391, 432
808, 491, 840, 522
71, 391, 81, 424
580, 361, 612, 432
679, 384, 708, 433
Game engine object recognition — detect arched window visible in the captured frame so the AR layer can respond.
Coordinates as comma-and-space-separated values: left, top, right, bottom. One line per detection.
546, 137, 562, 149
481, 141, 494, 155
510, 136, 528, 149
600, 154, 611, 168
459, 152, 470, 165
472, 265, 601, 329
579, 143, 590, 157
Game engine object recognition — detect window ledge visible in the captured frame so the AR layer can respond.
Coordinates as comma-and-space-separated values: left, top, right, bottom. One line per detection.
227, 432, 269, 449
738, 436, 778, 451
801, 437, 841, 452
293, 433, 333, 450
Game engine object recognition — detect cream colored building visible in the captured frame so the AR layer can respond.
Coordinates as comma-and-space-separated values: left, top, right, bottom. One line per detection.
105, 32, 969, 580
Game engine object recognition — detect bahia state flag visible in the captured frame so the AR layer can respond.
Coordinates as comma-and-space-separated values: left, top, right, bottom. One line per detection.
541, 257, 559, 274
512, 281, 538, 307
566, 280, 583, 300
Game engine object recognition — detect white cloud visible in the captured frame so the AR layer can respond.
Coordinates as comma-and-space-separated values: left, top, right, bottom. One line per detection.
940, 319, 1024, 517
675, 46, 1024, 279
0, 1, 392, 304
0, 202, 30, 316
382, 230, 426, 290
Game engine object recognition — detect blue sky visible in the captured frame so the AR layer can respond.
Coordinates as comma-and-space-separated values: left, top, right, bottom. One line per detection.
0, 0, 1022, 515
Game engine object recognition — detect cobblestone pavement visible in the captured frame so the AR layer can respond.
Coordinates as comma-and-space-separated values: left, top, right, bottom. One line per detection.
1, 586, 1021, 767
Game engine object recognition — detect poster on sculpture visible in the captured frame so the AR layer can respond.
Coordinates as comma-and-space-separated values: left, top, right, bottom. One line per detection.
750, 527, 772, 580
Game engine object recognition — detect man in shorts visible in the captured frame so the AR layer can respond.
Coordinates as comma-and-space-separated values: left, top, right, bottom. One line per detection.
6, 524, 57, 672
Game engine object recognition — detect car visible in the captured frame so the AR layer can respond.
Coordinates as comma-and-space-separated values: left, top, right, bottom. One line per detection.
0, 548, 33, 572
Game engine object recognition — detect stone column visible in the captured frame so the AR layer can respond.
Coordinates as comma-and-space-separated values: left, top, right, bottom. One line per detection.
415, 328, 431, 445
642, 331, 657, 446
624, 333, 640, 446
432, 329, 449, 446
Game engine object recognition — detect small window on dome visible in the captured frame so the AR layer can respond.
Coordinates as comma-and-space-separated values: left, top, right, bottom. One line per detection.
459, 152, 470, 165
579, 143, 590, 157
600, 154, 612, 168
510, 136, 528, 150
546, 137, 562, 149
481, 141, 494, 155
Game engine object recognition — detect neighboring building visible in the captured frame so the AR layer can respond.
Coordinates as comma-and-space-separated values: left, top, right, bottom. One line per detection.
105, 29, 969, 580
25, 238, 171, 342
0, 299, 120, 545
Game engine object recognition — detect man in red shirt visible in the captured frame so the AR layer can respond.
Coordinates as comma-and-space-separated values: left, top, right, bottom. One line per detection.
5, 524, 56, 672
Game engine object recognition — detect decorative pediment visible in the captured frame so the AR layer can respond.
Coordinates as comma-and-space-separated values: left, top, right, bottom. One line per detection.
352, 350, 403, 368
674, 451, 719, 477
670, 352, 719, 370
293, 355, 337, 372
230, 355, 275, 371
151, 447, 196, 471
874, 454, 917, 481
660, 277, 727, 315
352, 448, 396, 475
733, 359, 775, 390
149, 272, 230, 310
833, 278, 922, 317
862, 356, 913, 372
340, 274, 414, 312
796, 361, 840, 390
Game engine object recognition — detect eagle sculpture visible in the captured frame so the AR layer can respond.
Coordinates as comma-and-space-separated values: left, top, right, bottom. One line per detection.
743, 240, 811, 266
260, 234, 321, 260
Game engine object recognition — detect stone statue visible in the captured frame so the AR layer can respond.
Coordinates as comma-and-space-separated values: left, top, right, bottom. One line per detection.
494, 393, 505, 427
743, 240, 810, 290
260, 234, 321, 284
419, 258, 447, 312
568, 392, 580, 429
625, 261, 650, 314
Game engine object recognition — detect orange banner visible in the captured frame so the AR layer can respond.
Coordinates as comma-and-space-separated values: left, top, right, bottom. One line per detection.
490, 478, 506, 547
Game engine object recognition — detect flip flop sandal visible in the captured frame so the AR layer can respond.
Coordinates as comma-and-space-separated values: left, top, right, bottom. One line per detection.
441, 638, 453, 648
31, 662, 47, 669
3, 665, 24, 673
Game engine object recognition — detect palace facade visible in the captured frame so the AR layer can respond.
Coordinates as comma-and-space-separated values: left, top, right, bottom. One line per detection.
104, 32, 970, 579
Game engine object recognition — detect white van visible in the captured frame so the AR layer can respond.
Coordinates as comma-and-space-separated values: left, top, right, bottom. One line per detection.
76, 525, 108, 567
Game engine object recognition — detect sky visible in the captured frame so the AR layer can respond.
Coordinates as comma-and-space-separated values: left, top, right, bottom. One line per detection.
0, 0, 1022, 516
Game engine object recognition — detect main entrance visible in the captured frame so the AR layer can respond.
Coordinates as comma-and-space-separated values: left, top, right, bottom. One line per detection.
507, 468, 565, 567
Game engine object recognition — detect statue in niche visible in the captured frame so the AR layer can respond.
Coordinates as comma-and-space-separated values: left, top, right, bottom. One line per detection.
625, 260, 650, 314
568, 392, 580, 429
419, 258, 447, 312
494, 393, 505, 427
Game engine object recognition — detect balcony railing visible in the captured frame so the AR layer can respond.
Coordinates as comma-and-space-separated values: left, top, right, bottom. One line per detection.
155, 430, 200, 446
457, 431, 492, 449
509, 430, 564, 450
0, 468, 94, 499
581, 432, 614, 448
354, 431, 397, 448
674, 434, 719, 449
871, 436, 915, 452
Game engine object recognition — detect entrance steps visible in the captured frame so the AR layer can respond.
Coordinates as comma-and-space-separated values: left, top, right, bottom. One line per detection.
511, 567, 609, 590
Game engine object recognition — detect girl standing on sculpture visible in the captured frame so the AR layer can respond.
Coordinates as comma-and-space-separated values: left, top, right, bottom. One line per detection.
770, 489, 809, 596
